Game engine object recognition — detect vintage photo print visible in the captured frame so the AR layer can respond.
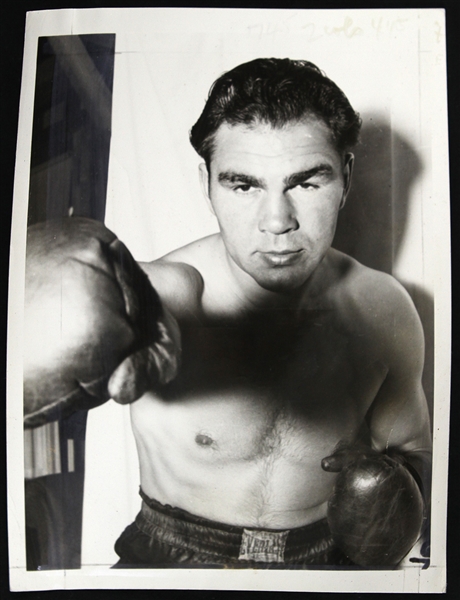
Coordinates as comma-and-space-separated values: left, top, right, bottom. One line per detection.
7, 7, 450, 593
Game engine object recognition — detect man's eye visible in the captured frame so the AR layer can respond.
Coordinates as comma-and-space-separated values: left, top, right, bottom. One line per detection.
234, 184, 255, 193
296, 182, 317, 190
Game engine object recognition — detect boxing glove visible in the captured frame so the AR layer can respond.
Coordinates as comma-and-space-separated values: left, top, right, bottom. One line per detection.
24, 217, 180, 428
321, 445, 426, 566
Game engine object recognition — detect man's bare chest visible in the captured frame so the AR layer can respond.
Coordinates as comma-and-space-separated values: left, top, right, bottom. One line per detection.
139, 312, 387, 461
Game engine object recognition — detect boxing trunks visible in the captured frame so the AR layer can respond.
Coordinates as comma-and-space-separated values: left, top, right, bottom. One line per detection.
113, 489, 353, 568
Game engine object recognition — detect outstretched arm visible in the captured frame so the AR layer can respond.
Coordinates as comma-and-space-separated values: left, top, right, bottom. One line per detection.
24, 217, 181, 428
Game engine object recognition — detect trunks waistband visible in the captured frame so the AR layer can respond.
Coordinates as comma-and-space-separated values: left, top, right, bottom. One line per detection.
137, 488, 335, 564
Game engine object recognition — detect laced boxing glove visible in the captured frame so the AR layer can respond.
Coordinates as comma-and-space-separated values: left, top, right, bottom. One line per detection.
24, 217, 180, 428
321, 445, 427, 566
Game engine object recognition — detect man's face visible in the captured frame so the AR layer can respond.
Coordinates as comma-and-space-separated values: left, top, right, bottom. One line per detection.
200, 119, 353, 294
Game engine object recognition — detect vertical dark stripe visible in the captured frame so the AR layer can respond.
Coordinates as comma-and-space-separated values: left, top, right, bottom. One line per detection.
28, 34, 115, 225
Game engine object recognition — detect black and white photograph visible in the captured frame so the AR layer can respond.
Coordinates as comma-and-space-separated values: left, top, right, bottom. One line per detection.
7, 7, 450, 593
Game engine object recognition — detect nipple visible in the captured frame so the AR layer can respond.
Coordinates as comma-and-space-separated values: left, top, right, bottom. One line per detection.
195, 433, 214, 447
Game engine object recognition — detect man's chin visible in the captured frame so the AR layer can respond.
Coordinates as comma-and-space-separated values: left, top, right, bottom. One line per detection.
251, 269, 310, 294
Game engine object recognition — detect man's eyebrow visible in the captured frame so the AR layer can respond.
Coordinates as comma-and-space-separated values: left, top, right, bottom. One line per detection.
284, 165, 333, 187
218, 172, 265, 187
217, 165, 333, 188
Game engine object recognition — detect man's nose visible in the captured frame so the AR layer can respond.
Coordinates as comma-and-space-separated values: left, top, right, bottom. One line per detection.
258, 191, 299, 234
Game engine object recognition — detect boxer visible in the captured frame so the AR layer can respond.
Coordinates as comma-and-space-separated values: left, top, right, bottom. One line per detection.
24, 58, 431, 568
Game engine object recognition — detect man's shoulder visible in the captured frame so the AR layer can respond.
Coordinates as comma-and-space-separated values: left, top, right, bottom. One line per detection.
330, 249, 413, 311
139, 235, 220, 317
329, 250, 423, 353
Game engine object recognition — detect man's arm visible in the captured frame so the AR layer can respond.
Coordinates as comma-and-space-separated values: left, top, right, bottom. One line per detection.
366, 280, 432, 497
23, 217, 183, 427
322, 276, 431, 566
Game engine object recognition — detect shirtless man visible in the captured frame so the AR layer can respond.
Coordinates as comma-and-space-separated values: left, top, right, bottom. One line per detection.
24, 58, 431, 568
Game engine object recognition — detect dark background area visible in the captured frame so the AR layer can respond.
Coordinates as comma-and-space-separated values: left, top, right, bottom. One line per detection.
1, 0, 459, 599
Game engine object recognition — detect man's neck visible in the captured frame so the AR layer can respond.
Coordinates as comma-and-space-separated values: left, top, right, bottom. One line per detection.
220, 244, 334, 318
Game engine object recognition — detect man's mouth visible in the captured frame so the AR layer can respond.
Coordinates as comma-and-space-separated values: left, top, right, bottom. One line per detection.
258, 249, 303, 267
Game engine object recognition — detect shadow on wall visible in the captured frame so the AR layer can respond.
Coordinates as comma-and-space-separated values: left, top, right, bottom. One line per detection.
333, 114, 434, 424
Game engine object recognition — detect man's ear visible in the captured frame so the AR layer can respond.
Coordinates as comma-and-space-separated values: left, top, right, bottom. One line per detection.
340, 153, 354, 209
199, 163, 215, 216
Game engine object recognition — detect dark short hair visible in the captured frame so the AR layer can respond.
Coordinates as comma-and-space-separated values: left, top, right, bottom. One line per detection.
190, 58, 361, 167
